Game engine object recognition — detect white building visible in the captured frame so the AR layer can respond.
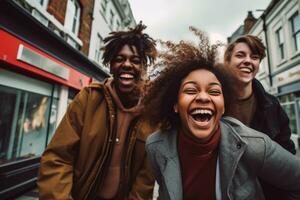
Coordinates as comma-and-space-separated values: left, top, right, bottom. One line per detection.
22, 0, 84, 49
89, 0, 136, 71
249, 0, 300, 148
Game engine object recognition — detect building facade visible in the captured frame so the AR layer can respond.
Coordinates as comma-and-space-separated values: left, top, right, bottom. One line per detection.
0, 0, 139, 198
228, 0, 300, 149
0, 0, 136, 198
88, 0, 136, 70
249, 0, 300, 149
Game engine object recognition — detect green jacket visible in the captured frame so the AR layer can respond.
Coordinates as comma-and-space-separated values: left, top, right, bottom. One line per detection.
38, 80, 155, 200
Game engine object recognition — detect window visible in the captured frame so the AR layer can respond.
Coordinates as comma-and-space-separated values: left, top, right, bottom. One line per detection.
95, 34, 103, 63
281, 102, 297, 135
101, 0, 108, 15
38, 0, 49, 8
290, 11, 300, 51
67, 36, 79, 49
0, 85, 58, 164
0, 69, 59, 165
109, 10, 115, 28
276, 27, 285, 60
116, 20, 120, 31
65, 0, 81, 35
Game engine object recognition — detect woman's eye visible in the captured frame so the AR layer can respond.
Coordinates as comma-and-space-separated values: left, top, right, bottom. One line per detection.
209, 90, 221, 95
184, 89, 197, 94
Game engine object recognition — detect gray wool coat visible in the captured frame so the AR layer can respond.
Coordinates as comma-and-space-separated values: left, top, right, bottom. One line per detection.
146, 117, 300, 200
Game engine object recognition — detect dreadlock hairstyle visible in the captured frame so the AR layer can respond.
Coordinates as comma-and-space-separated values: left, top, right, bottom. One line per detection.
142, 27, 232, 130
102, 21, 157, 69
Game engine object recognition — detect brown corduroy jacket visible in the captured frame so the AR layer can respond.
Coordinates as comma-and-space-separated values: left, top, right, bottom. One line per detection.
37, 80, 155, 200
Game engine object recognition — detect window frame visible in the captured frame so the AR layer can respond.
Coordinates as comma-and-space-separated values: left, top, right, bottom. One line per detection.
289, 11, 300, 52
65, 0, 81, 35
95, 34, 103, 63
275, 27, 285, 61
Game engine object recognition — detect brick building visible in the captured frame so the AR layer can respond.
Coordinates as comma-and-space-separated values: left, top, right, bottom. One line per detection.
0, 0, 135, 198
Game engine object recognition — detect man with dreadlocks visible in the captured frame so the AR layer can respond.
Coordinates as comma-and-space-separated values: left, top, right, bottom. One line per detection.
37, 22, 157, 200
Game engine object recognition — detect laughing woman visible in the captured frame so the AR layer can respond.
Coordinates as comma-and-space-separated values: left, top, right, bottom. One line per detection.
143, 29, 300, 200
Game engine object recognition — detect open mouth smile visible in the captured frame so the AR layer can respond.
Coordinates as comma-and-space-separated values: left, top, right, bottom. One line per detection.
239, 66, 253, 73
118, 72, 137, 86
190, 108, 214, 123
120, 73, 135, 80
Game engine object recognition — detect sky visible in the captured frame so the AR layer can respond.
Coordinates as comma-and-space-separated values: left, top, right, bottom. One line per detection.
128, 0, 271, 44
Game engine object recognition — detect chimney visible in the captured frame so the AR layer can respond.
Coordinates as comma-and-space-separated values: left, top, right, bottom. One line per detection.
244, 11, 257, 34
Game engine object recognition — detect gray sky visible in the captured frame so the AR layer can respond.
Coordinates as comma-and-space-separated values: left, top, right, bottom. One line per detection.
128, 0, 271, 43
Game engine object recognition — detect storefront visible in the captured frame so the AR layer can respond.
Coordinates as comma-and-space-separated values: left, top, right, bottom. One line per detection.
273, 65, 300, 149
0, 1, 108, 198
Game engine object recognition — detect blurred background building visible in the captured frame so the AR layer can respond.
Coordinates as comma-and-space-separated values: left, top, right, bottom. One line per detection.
0, 0, 135, 199
227, 0, 300, 151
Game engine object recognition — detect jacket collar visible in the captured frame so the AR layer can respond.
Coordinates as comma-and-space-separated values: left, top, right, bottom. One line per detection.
161, 128, 183, 200
219, 117, 247, 199
159, 117, 248, 200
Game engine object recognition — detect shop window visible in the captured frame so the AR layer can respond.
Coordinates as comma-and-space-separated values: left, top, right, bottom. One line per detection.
275, 27, 285, 61
47, 99, 58, 144
289, 11, 300, 52
0, 85, 58, 164
281, 102, 297, 135
65, 0, 81, 35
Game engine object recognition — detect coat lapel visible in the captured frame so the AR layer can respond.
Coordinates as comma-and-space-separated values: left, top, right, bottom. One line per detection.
219, 119, 247, 199
162, 129, 183, 200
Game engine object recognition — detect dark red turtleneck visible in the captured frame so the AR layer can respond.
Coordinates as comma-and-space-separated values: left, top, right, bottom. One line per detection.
178, 126, 221, 200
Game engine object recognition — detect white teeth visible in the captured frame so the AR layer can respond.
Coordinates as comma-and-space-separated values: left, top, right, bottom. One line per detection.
240, 67, 252, 73
191, 109, 213, 115
120, 73, 134, 79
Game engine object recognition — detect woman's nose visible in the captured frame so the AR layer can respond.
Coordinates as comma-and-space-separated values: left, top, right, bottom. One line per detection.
195, 92, 210, 103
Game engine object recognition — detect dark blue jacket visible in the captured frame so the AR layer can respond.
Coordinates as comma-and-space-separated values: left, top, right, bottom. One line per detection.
250, 79, 296, 200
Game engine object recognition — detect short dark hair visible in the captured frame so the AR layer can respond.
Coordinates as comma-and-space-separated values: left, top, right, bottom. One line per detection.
102, 21, 157, 69
142, 28, 232, 130
224, 35, 266, 62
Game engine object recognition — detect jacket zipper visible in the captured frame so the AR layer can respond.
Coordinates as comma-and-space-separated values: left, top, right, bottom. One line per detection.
118, 118, 139, 198
84, 97, 118, 199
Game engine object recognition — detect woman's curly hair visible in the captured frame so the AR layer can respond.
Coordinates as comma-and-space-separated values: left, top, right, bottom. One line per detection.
102, 21, 157, 69
142, 27, 232, 130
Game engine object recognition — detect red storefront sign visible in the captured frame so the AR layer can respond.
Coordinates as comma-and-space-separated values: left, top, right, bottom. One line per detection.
0, 29, 92, 90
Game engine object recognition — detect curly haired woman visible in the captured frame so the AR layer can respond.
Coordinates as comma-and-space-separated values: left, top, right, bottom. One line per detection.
143, 29, 300, 200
